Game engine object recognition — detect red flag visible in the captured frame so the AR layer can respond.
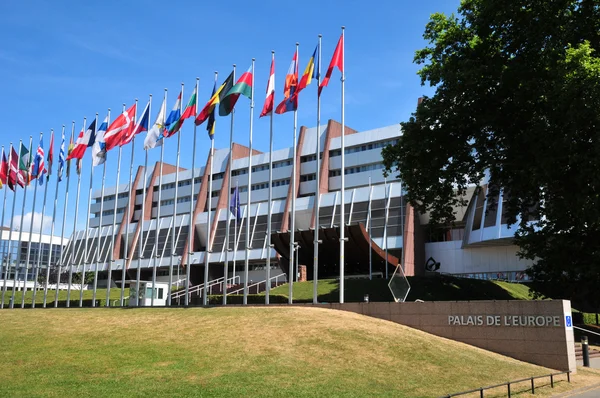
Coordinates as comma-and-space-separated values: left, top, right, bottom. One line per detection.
318, 34, 344, 96
260, 57, 275, 118
275, 50, 298, 114
105, 103, 136, 151
0, 148, 7, 185
8, 146, 24, 190
47, 131, 54, 176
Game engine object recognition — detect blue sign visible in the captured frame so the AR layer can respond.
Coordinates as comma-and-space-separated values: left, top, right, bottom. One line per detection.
565, 315, 572, 328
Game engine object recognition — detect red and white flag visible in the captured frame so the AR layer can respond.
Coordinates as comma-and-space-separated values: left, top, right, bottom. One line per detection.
260, 57, 275, 118
104, 103, 136, 151
319, 33, 344, 96
47, 130, 54, 176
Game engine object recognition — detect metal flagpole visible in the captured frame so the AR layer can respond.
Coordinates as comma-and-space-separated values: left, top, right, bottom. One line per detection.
186, 78, 203, 306
137, 149, 148, 307
2, 143, 19, 308
92, 109, 110, 307
171, 83, 184, 306
233, 180, 238, 287
32, 161, 50, 308
368, 176, 373, 280
54, 126, 69, 307
266, 51, 275, 305
65, 121, 76, 306
0, 145, 9, 308
384, 178, 389, 279
11, 135, 33, 308
153, 104, 166, 308
339, 26, 346, 303
21, 133, 42, 308
205, 73, 217, 305
126, 94, 151, 306
399, 181, 404, 273
79, 115, 92, 307
289, 43, 299, 304
243, 58, 255, 305
224, 64, 236, 306
107, 102, 129, 307
313, 35, 322, 304
1, 143, 16, 309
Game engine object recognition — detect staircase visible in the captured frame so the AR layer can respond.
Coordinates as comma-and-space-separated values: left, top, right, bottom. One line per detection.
575, 343, 600, 361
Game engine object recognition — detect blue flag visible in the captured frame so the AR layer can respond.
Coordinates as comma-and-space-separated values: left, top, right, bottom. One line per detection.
32, 137, 46, 186
58, 129, 65, 182
229, 185, 241, 221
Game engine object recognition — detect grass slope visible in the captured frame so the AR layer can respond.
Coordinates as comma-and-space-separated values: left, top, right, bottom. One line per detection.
0, 307, 586, 397
1, 288, 123, 307
268, 275, 537, 303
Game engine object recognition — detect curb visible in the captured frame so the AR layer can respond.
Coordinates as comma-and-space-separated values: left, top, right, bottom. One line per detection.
551, 382, 600, 398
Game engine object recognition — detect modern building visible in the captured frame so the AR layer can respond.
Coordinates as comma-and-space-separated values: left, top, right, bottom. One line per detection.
0, 227, 68, 288
64, 119, 532, 298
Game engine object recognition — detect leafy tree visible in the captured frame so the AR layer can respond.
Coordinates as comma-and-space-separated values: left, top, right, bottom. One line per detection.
382, 0, 600, 310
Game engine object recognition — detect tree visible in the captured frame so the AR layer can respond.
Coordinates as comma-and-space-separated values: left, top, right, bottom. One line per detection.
382, 0, 600, 309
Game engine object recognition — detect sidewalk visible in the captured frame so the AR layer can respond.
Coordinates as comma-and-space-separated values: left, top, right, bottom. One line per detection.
552, 383, 600, 398
576, 357, 600, 369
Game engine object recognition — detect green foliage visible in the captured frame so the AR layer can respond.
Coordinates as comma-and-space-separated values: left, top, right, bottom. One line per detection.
207, 294, 289, 305
382, 0, 600, 309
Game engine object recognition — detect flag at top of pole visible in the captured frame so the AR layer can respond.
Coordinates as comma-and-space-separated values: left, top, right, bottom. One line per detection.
319, 33, 344, 96
296, 43, 320, 95
104, 104, 135, 151
260, 55, 275, 118
0, 148, 7, 188
275, 48, 299, 114
47, 131, 54, 177
32, 136, 46, 185
58, 128, 65, 182
92, 115, 109, 167
144, 96, 166, 150
162, 91, 182, 139
19, 141, 31, 185
9, 146, 23, 190
66, 119, 96, 161
219, 66, 253, 116
125, 100, 150, 146
206, 80, 218, 139
165, 87, 195, 138
195, 71, 234, 127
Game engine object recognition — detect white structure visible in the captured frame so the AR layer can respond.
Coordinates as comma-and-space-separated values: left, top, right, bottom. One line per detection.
128, 281, 168, 307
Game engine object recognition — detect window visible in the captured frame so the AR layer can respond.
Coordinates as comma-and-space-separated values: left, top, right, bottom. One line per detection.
194, 177, 202, 184
300, 154, 317, 163
178, 180, 191, 188
116, 208, 125, 214
161, 183, 176, 191
329, 139, 399, 157
232, 168, 248, 177
211, 191, 220, 198
300, 174, 316, 182
212, 173, 225, 180
329, 169, 341, 177
160, 199, 175, 206
118, 192, 129, 199
273, 179, 290, 187
176, 196, 191, 204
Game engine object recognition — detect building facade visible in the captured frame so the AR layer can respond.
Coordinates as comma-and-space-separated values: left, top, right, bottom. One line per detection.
65, 119, 533, 295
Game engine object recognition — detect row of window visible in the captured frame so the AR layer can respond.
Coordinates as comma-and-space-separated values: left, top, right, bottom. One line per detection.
160, 196, 192, 206
230, 178, 291, 194
300, 174, 316, 182
329, 139, 399, 157
329, 162, 385, 177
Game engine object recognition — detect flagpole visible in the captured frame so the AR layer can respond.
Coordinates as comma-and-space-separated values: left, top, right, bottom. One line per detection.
79, 116, 92, 307
136, 146, 148, 307
368, 175, 373, 280
233, 179, 238, 287
205, 73, 216, 305
21, 133, 43, 307
339, 26, 346, 304
153, 102, 166, 308
172, 83, 185, 306
224, 65, 236, 306
1, 143, 15, 309
51, 126, 67, 307
242, 59, 255, 305
384, 177, 389, 279
313, 35, 323, 304
0, 145, 8, 307
92, 109, 110, 307
288, 43, 299, 304
107, 103, 128, 307
187, 78, 203, 306
11, 135, 33, 308
265, 51, 275, 305
65, 121, 76, 306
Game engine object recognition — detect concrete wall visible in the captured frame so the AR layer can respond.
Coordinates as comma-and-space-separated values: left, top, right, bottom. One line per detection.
296, 300, 576, 372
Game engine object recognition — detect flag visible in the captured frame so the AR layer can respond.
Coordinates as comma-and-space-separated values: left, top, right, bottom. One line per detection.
219, 66, 253, 116
66, 119, 97, 161
180, 86, 197, 120
47, 131, 54, 177
19, 141, 31, 185
162, 92, 182, 138
104, 103, 135, 151
66, 132, 74, 177
8, 146, 22, 190
58, 129, 65, 182
32, 136, 46, 186
260, 57, 275, 118
144, 97, 166, 150
229, 185, 241, 221
296, 43, 319, 94
92, 115, 109, 167
0, 148, 7, 186
123, 101, 150, 146
319, 34, 343, 96
206, 82, 217, 139
275, 51, 299, 114
195, 71, 234, 126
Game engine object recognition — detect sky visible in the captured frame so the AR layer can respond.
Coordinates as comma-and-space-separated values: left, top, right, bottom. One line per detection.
0, 0, 460, 233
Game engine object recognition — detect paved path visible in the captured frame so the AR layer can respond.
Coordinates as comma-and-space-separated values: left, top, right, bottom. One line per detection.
553, 383, 600, 397
576, 357, 600, 369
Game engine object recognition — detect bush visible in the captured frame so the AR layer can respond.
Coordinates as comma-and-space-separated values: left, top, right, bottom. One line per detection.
207, 294, 289, 305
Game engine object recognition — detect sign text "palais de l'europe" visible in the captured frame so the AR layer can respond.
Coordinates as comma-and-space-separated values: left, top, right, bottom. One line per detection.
448, 315, 562, 327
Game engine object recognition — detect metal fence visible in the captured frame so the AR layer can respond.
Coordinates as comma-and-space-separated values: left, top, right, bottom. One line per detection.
441, 371, 571, 398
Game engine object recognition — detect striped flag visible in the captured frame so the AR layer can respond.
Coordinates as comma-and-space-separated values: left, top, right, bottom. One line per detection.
32, 136, 46, 186
275, 50, 299, 114
58, 129, 65, 182
66, 132, 74, 178
104, 103, 135, 152
125, 101, 150, 146
19, 141, 31, 186
66, 119, 96, 161
92, 115, 109, 167
47, 131, 54, 177
162, 91, 182, 138
260, 57, 275, 118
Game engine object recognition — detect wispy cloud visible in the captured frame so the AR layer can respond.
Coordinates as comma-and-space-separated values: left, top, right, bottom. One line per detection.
11, 212, 53, 234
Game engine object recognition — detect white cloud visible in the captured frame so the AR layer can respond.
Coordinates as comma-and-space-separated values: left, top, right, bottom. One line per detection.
11, 212, 53, 234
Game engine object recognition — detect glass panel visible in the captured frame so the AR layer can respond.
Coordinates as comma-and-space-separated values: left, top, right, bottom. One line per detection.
388, 265, 411, 303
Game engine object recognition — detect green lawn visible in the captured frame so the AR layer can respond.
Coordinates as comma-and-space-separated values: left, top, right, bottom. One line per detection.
1, 307, 593, 397
268, 275, 537, 303
0, 287, 125, 307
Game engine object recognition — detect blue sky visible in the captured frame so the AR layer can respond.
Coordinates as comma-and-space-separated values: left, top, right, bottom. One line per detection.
0, 0, 460, 233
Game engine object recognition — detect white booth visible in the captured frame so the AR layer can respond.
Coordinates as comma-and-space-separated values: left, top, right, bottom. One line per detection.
128, 281, 169, 307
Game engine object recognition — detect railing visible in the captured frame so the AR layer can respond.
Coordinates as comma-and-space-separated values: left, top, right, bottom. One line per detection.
227, 274, 287, 296
171, 276, 240, 301
441, 371, 571, 397
574, 325, 600, 337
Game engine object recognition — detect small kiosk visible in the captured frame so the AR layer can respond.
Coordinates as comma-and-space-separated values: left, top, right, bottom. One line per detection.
128, 281, 169, 307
